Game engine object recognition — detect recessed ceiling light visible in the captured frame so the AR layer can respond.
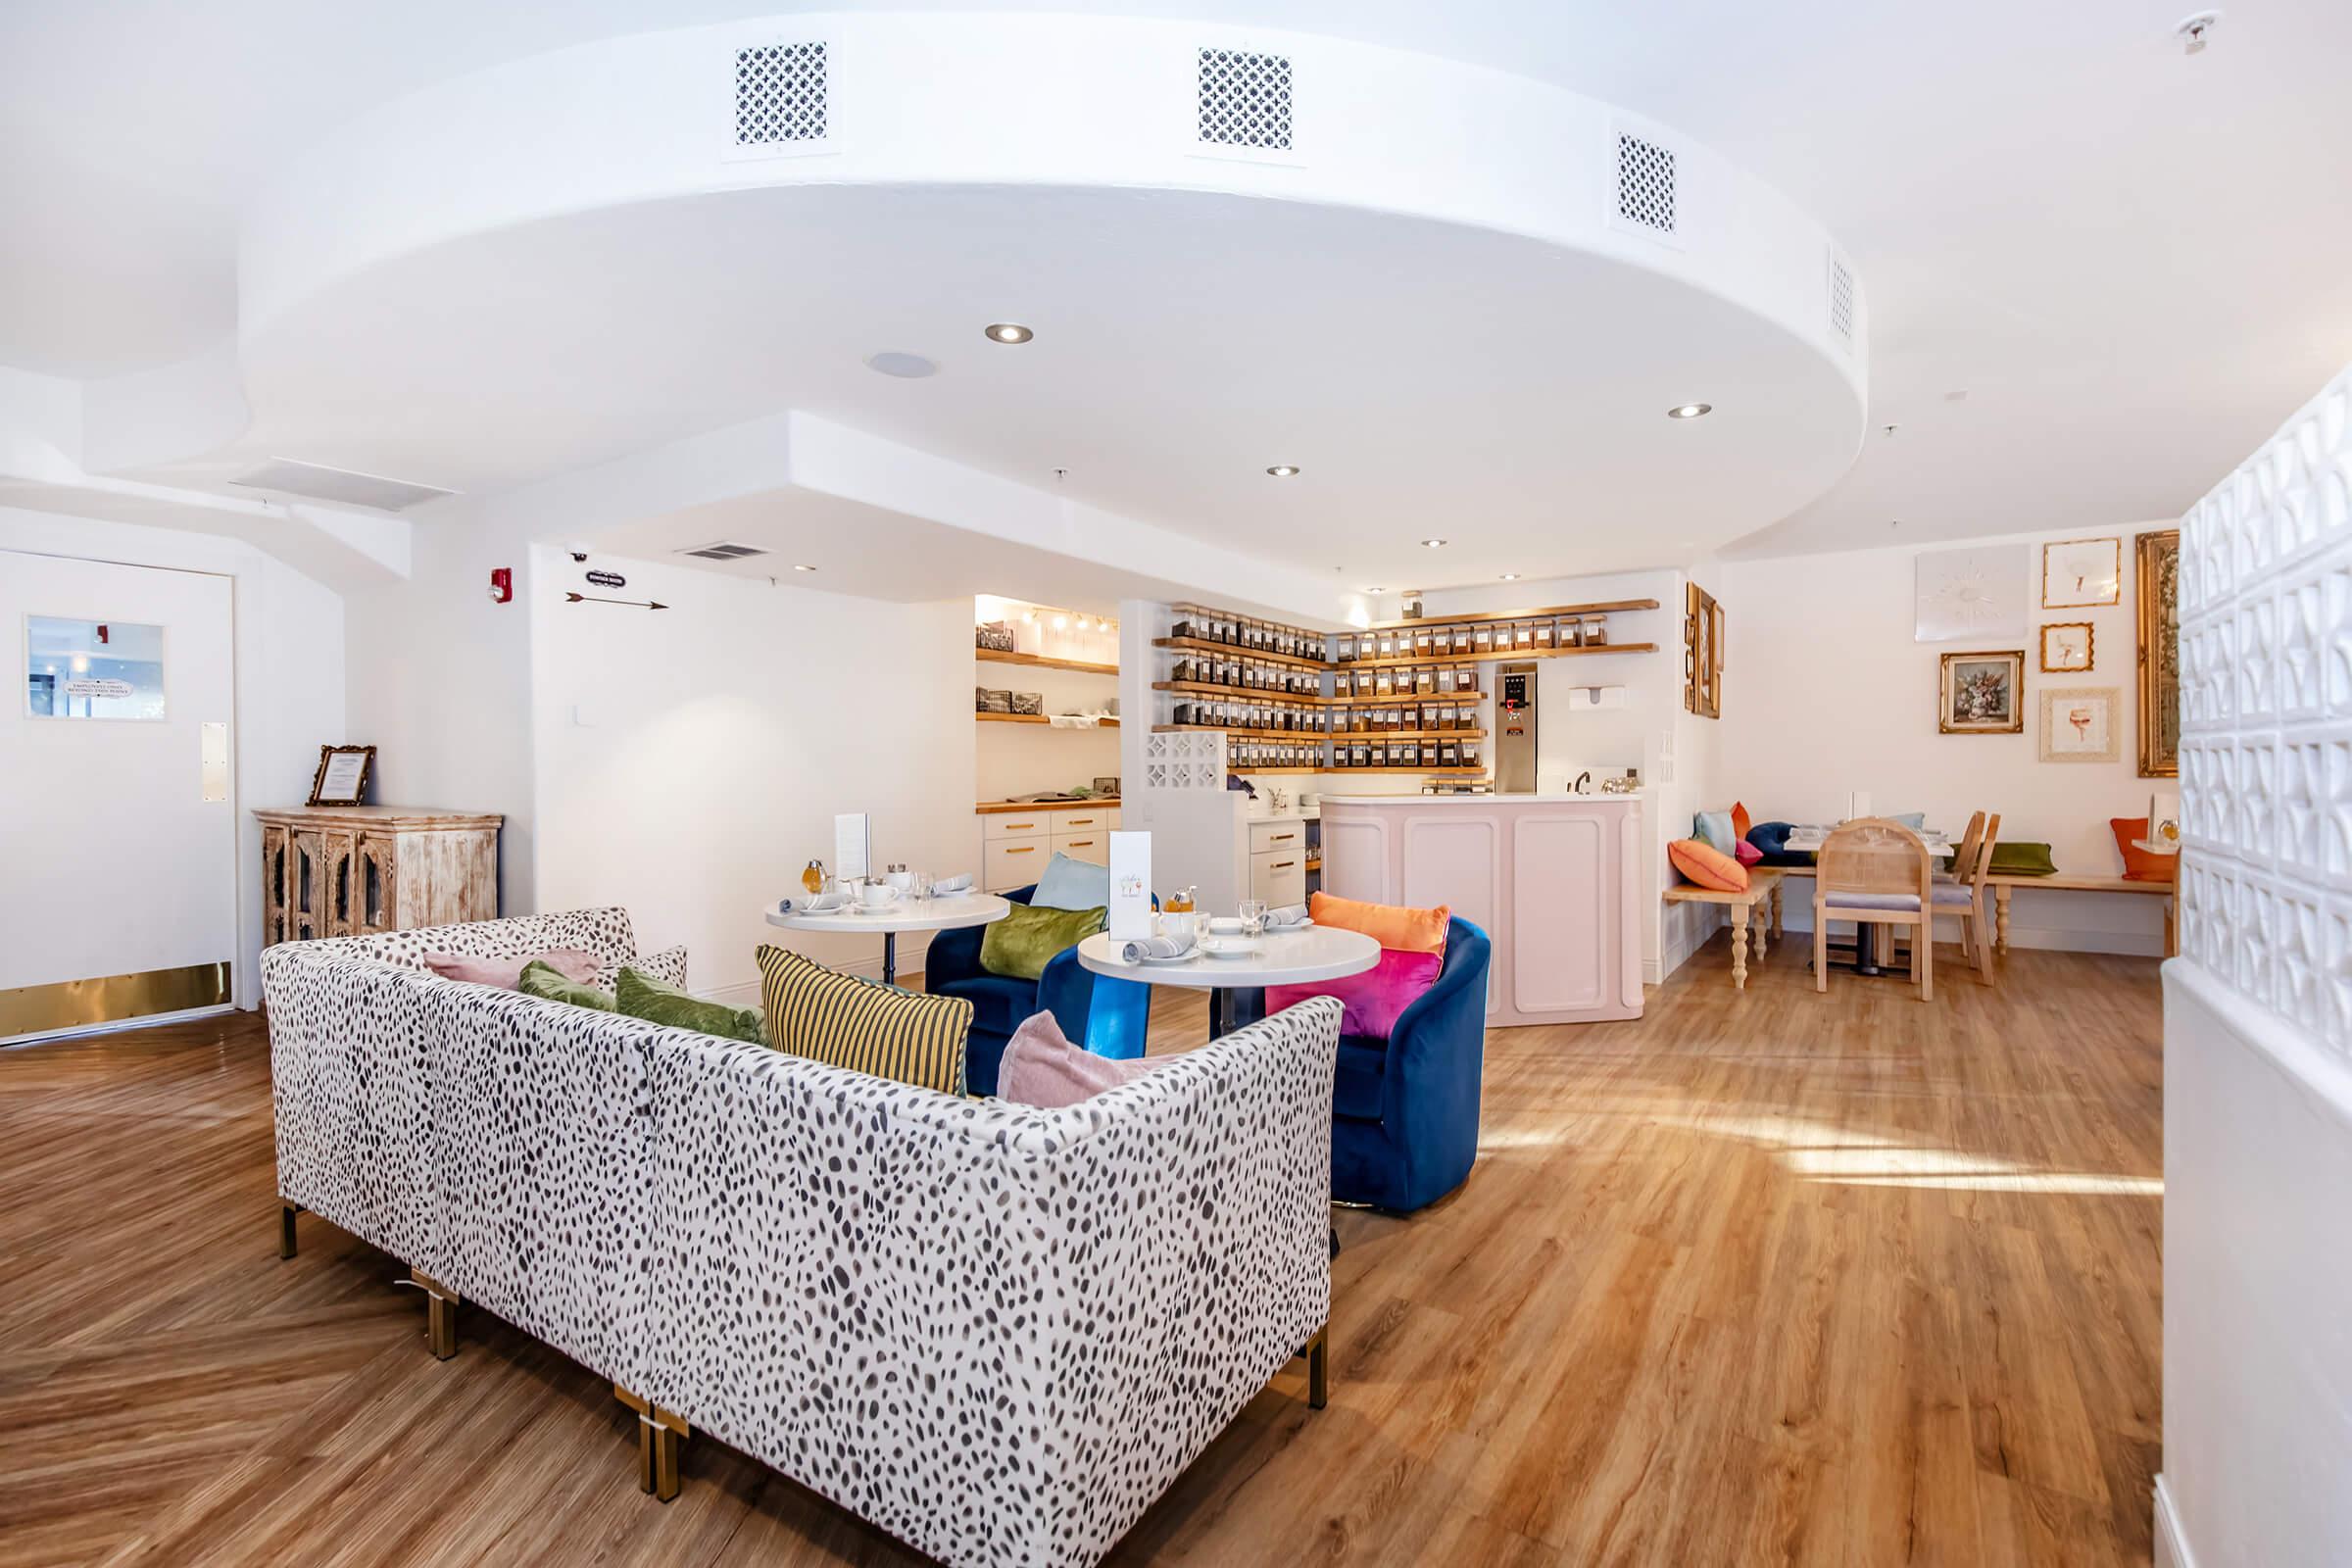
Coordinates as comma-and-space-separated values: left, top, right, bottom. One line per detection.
1266, 465, 1301, 477
1498, 572, 1521, 581
794, 564, 818, 571
1667, 403, 1713, 419
984, 322, 1033, 344
865, 351, 937, 379
1421, 538, 1447, 549
1362, 586, 1388, 595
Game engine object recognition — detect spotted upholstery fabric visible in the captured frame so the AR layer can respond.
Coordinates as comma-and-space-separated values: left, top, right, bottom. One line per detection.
263, 910, 1340, 1568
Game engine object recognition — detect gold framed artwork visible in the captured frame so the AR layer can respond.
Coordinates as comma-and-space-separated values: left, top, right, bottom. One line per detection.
1938, 650, 2024, 734
2039, 687, 2121, 763
2039, 621, 2094, 672
2136, 528, 2180, 777
2042, 536, 2122, 609
1684, 582, 1723, 719
307, 744, 376, 807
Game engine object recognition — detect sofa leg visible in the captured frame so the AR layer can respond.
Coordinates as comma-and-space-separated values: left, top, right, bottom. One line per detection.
406, 1269, 461, 1359
614, 1385, 690, 1501
1303, 1324, 1330, 1410
278, 1202, 302, 1260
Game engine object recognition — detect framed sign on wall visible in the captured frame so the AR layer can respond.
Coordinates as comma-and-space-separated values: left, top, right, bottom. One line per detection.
308, 744, 376, 807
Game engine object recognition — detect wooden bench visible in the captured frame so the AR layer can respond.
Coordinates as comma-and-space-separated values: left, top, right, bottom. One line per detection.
1985, 873, 2179, 957
1662, 867, 1785, 990
1761, 866, 2179, 958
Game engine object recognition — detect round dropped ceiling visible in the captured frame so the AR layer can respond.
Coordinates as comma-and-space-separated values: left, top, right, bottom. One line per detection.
231, 13, 1869, 579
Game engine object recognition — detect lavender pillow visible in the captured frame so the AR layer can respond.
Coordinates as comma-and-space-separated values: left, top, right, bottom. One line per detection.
1266, 948, 1443, 1040
420, 948, 600, 991
998, 1010, 1158, 1107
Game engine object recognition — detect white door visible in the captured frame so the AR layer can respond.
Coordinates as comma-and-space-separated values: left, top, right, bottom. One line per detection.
1, 551, 237, 1040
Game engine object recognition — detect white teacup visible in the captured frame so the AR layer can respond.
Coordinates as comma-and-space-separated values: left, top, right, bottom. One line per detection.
885, 870, 914, 893
858, 882, 901, 909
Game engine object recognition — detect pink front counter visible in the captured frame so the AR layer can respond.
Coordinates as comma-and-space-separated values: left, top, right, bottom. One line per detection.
1319, 793, 1643, 1025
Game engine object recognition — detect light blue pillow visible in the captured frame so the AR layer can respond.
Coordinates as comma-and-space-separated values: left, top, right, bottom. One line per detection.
1692, 809, 1738, 854
1030, 852, 1113, 910
1890, 811, 1927, 831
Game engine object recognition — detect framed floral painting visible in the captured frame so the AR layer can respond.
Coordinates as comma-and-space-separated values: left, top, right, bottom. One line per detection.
1938, 650, 2024, 734
2039, 686, 2121, 763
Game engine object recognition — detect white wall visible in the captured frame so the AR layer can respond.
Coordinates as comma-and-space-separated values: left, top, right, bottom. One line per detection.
1718, 523, 2175, 955
342, 506, 540, 913
0, 505, 346, 1007
528, 547, 975, 999
2159, 364, 2352, 1568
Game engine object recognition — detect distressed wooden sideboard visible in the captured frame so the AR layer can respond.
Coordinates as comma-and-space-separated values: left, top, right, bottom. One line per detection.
253, 807, 502, 946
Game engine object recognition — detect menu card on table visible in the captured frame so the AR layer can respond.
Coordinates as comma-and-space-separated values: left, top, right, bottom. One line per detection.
834, 812, 870, 881
1107, 830, 1152, 942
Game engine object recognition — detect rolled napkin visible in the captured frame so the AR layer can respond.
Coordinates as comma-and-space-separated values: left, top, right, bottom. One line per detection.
1120, 930, 1198, 963
783, 892, 850, 914
1263, 904, 1310, 928
931, 873, 973, 895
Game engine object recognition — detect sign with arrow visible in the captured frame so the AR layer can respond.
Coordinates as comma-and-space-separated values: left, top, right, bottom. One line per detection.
564, 592, 668, 611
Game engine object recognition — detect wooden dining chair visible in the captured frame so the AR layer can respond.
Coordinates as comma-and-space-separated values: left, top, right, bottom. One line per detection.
1814, 817, 1936, 1001
1931, 810, 2001, 982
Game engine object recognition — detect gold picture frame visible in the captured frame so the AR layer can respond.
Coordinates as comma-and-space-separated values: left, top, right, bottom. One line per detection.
1939, 650, 2025, 734
2042, 536, 2122, 609
307, 744, 377, 807
2039, 621, 2094, 672
1684, 582, 1723, 719
2039, 686, 2121, 763
2136, 529, 2180, 777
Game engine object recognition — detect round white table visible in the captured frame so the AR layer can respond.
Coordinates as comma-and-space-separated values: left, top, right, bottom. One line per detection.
1076, 925, 1379, 1038
764, 893, 1009, 986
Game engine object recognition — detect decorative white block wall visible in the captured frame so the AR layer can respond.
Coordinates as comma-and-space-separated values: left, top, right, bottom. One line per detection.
2179, 365, 2352, 1047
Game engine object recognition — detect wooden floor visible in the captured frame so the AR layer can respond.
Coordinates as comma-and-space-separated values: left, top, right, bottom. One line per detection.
0, 936, 2163, 1567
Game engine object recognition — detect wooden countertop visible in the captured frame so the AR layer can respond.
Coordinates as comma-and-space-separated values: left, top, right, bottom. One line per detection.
253, 806, 503, 827
973, 798, 1121, 815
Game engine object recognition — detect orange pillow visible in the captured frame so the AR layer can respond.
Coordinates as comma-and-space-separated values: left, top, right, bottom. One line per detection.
1669, 837, 1749, 893
2109, 817, 2179, 884
1731, 801, 1753, 843
1307, 891, 1449, 955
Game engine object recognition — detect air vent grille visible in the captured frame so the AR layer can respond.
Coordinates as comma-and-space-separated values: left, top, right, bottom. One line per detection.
229, 458, 455, 512
1198, 46, 1293, 152
1828, 252, 1857, 342
1616, 132, 1677, 237
678, 542, 769, 562
735, 41, 827, 146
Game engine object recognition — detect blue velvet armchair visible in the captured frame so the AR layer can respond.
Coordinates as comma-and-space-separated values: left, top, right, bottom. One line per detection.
1327, 916, 1491, 1212
921, 883, 1151, 1096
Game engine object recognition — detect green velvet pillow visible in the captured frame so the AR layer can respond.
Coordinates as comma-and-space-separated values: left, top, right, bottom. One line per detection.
615, 965, 764, 1045
1987, 841, 2058, 876
519, 958, 616, 1010
979, 903, 1106, 981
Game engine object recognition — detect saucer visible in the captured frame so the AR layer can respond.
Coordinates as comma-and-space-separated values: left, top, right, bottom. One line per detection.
1197, 938, 1260, 960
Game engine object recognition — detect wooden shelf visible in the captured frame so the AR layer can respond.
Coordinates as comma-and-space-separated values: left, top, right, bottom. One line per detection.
1329, 728, 1488, 741
1152, 679, 1336, 705
1338, 641, 1657, 671
1230, 764, 1490, 776
1305, 857, 1322, 872
975, 711, 1119, 726
1330, 688, 1484, 705
1358, 598, 1659, 632
976, 647, 1119, 675
1152, 636, 1331, 672
1152, 723, 1331, 741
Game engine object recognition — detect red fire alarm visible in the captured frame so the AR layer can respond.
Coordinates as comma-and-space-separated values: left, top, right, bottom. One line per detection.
487, 566, 513, 604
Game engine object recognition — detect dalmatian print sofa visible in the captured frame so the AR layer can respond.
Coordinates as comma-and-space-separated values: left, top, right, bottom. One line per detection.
262, 906, 1341, 1568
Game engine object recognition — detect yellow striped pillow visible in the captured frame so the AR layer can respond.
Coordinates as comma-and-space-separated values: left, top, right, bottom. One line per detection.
754, 945, 972, 1096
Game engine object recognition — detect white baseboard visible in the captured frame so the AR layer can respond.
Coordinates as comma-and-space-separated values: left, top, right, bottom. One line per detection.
2153, 1474, 2193, 1568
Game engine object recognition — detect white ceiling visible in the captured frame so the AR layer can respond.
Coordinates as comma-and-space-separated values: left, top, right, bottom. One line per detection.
6, 0, 2350, 569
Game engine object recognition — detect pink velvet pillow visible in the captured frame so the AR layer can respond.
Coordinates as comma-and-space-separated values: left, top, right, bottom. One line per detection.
1265, 947, 1443, 1041
420, 948, 600, 990
998, 1010, 1159, 1107
1734, 839, 1763, 867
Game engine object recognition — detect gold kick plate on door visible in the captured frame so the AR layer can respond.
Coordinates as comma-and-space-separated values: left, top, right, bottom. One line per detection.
0, 961, 232, 1040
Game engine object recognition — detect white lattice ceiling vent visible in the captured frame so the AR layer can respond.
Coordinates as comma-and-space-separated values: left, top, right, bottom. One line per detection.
1828, 249, 1857, 344
1615, 131, 1678, 239
1198, 46, 1293, 153
735, 41, 827, 148
677, 541, 768, 561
